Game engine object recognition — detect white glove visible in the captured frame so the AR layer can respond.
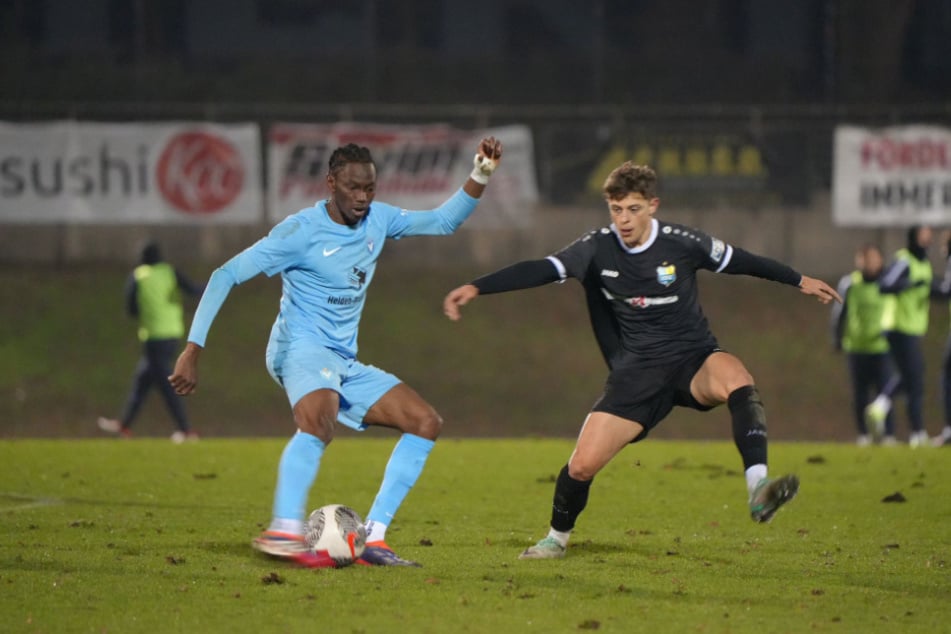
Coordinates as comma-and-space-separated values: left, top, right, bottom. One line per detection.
469, 152, 499, 185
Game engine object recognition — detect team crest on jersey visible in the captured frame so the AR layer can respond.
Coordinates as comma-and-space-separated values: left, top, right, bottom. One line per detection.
656, 264, 676, 286
367, 240, 375, 253
349, 266, 367, 289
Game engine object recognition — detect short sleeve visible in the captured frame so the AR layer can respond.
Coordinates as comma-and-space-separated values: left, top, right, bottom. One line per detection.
549, 231, 599, 281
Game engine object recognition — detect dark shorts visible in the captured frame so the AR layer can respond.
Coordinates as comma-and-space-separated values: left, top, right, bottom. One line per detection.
591, 347, 720, 442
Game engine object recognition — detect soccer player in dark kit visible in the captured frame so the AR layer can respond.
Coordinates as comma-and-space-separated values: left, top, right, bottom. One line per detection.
442, 162, 841, 559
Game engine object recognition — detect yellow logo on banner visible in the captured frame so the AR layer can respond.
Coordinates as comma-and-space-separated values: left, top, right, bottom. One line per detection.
587, 141, 767, 198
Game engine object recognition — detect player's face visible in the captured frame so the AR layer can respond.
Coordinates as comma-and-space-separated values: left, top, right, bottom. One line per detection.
607, 193, 659, 248
327, 162, 377, 226
861, 248, 882, 277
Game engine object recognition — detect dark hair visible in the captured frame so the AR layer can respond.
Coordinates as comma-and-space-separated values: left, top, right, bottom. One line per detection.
906, 225, 921, 250
603, 162, 658, 200
141, 240, 162, 264
328, 143, 374, 176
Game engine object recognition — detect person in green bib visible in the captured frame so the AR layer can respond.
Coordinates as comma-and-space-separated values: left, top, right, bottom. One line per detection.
933, 232, 951, 447
864, 226, 934, 447
832, 244, 896, 446
98, 241, 203, 442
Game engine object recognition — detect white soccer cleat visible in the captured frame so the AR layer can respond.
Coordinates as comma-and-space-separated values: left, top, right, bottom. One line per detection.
97, 417, 122, 433
908, 430, 930, 449
749, 474, 800, 523
170, 430, 200, 444
518, 536, 566, 560
931, 427, 951, 447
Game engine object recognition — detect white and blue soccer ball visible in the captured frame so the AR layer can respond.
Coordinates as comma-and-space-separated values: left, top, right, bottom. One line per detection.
304, 504, 367, 567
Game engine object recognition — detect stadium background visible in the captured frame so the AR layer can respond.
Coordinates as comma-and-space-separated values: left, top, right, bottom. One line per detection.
2, 0, 950, 441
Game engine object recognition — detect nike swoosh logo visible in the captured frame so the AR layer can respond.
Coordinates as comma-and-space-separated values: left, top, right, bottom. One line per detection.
323, 246, 342, 257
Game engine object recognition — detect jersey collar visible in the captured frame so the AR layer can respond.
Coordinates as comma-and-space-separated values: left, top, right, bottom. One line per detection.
610, 218, 658, 254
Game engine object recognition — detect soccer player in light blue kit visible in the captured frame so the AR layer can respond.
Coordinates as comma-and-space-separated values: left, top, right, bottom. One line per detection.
169, 137, 503, 567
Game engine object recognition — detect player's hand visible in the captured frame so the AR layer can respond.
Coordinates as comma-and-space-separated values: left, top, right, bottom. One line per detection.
443, 284, 480, 321
470, 136, 503, 184
799, 275, 842, 304
169, 342, 202, 395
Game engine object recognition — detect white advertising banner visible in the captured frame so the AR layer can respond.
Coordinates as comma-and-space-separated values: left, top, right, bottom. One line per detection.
267, 123, 538, 227
833, 125, 951, 227
0, 121, 262, 224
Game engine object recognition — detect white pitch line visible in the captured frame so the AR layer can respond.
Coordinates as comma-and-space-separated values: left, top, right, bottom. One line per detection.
0, 493, 63, 513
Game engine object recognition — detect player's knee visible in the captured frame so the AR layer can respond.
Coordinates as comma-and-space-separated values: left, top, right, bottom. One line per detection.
295, 411, 335, 444
411, 408, 443, 440
566, 457, 598, 482
725, 370, 755, 395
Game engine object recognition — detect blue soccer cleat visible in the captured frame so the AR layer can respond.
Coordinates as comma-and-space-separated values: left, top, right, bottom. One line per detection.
357, 541, 421, 567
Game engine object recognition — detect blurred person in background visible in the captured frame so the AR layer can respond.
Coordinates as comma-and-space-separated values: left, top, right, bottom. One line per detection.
864, 226, 934, 447
98, 240, 203, 443
169, 137, 502, 568
831, 244, 896, 446
932, 231, 951, 447
443, 162, 840, 560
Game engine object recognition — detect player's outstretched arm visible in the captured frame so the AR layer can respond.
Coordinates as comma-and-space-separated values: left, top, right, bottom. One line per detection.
462, 136, 503, 198
443, 284, 480, 321
798, 275, 842, 304
169, 342, 202, 395
444, 259, 561, 321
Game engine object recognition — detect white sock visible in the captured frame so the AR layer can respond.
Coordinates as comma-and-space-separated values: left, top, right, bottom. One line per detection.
268, 518, 304, 535
365, 520, 387, 543
547, 528, 571, 548
745, 464, 768, 496
871, 394, 892, 412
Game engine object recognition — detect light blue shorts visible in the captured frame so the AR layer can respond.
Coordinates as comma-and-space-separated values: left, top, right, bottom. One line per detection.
265, 338, 400, 430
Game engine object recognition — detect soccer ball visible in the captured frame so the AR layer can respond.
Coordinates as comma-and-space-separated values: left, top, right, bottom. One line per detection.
304, 504, 367, 567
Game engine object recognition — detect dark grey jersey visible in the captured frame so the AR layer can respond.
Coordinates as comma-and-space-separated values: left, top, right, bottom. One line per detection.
549, 219, 734, 366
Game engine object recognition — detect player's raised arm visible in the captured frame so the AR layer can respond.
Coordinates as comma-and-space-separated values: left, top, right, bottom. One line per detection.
388, 136, 504, 238
462, 136, 503, 198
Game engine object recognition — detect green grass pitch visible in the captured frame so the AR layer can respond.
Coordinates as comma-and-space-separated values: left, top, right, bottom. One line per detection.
1, 438, 949, 633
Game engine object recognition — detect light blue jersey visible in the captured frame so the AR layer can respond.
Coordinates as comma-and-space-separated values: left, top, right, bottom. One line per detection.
186, 187, 479, 416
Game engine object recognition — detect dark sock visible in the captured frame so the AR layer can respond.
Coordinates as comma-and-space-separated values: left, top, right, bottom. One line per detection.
550, 464, 593, 532
729, 385, 768, 469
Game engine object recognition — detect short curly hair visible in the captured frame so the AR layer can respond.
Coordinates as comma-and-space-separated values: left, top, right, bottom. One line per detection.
603, 162, 657, 200
328, 143, 374, 176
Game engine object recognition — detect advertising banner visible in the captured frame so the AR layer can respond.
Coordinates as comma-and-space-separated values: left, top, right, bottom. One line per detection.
0, 121, 262, 224
833, 125, 951, 226
268, 123, 538, 227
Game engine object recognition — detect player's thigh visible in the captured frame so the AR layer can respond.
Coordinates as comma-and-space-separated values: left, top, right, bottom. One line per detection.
146, 339, 177, 377
362, 382, 442, 440
689, 351, 754, 406
292, 388, 340, 443
267, 341, 348, 440
568, 412, 644, 481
